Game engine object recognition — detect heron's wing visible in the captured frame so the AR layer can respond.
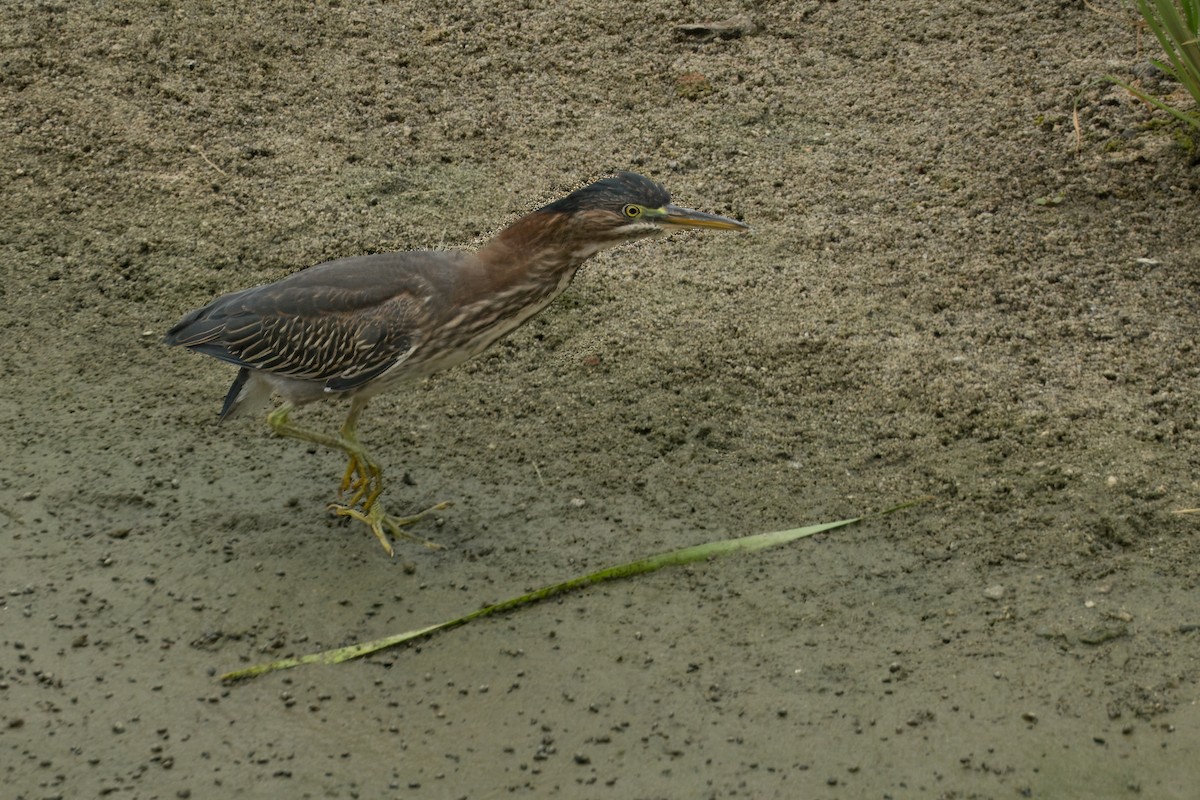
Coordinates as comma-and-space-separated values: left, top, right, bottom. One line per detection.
166, 251, 463, 390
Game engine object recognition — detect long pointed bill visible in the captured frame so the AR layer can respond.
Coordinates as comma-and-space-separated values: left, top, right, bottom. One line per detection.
658, 204, 750, 231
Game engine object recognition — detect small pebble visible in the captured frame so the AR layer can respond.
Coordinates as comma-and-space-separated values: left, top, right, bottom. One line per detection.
983, 585, 1006, 601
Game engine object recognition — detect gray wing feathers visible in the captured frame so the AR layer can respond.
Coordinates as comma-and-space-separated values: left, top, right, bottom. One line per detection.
166, 252, 447, 392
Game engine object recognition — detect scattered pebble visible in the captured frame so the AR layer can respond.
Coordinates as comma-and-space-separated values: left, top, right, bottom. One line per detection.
675, 14, 757, 41
983, 585, 1006, 601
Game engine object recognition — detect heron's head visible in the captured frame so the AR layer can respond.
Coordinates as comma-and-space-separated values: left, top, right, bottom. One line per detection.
538, 172, 748, 257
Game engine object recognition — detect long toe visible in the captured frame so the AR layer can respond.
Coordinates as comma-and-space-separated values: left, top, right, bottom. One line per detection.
381, 503, 451, 550
328, 501, 451, 555
338, 455, 384, 508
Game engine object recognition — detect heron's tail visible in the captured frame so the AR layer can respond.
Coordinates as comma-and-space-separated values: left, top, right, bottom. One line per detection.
219, 368, 274, 421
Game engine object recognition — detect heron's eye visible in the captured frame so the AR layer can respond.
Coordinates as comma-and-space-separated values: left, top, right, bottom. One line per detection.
622, 204, 642, 219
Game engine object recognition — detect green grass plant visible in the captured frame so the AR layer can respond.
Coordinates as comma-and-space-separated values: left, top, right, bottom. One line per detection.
1115, 0, 1200, 129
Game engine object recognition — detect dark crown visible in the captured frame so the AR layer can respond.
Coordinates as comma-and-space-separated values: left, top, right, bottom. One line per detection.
541, 172, 671, 215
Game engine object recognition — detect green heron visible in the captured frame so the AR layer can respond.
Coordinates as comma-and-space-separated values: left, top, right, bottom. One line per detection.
166, 172, 748, 555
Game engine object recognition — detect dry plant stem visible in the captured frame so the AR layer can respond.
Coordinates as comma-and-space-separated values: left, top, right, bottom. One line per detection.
220, 498, 928, 683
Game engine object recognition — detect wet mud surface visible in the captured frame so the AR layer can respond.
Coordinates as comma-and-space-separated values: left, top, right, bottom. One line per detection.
3, 2, 1199, 798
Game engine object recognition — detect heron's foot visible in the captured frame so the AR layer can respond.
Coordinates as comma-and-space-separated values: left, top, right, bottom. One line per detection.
328, 500, 452, 556
338, 453, 383, 508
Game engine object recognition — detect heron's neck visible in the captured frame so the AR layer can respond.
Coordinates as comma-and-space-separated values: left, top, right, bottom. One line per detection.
475, 211, 595, 285
427, 211, 593, 363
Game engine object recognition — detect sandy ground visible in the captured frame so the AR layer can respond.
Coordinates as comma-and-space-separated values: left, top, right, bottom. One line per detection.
3, 1, 1200, 798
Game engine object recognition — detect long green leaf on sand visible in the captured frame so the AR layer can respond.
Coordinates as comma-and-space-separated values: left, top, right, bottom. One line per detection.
221, 500, 923, 683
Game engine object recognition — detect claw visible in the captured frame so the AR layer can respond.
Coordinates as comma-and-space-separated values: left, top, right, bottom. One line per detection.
337, 458, 358, 497
267, 400, 450, 555
328, 501, 452, 556
338, 453, 383, 508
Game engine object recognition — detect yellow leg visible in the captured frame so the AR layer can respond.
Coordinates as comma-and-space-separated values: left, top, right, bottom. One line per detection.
266, 400, 450, 555
334, 399, 378, 505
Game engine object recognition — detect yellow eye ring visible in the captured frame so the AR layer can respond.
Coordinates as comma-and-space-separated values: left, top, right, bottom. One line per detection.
622, 204, 642, 218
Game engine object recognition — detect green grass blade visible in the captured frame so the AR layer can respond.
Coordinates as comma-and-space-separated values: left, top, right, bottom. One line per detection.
1155, 4, 1200, 99
1132, 0, 1200, 125
220, 500, 924, 683
1110, 75, 1200, 128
